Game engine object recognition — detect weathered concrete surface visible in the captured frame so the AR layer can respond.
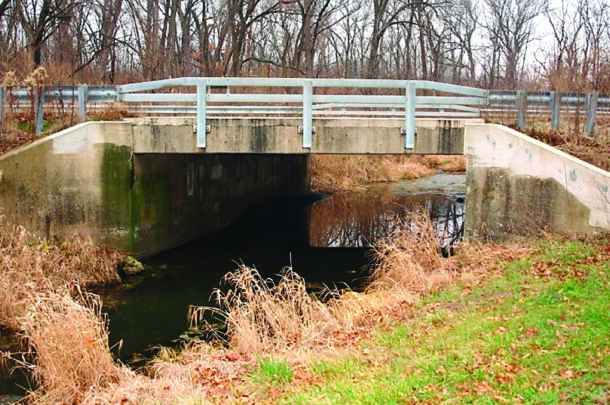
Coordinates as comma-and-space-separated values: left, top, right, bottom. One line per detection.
0, 122, 131, 247
0, 121, 310, 257
130, 153, 309, 257
465, 124, 610, 240
127, 117, 480, 154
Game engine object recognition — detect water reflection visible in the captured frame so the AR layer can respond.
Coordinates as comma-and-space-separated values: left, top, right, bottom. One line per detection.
310, 180, 464, 249
102, 174, 465, 360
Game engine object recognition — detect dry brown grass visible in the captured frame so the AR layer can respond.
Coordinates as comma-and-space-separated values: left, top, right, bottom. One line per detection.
0, 220, 121, 330
88, 103, 133, 121
420, 155, 467, 172
188, 212, 531, 361
0, 217, 125, 402
311, 155, 465, 193
193, 267, 337, 355
0, 214, 532, 404
20, 289, 120, 404
369, 214, 451, 294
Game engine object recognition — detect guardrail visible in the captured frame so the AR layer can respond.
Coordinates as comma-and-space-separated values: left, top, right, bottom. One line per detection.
486, 90, 609, 136
0, 78, 487, 149
0, 79, 607, 146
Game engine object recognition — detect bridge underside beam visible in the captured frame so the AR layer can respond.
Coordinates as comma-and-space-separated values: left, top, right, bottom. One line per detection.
129, 118, 479, 155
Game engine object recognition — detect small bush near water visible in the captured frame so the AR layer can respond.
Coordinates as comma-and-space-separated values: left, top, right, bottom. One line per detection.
19, 289, 119, 404
191, 266, 337, 355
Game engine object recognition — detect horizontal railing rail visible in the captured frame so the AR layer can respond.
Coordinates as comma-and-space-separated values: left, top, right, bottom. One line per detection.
0, 78, 487, 149
0, 78, 607, 146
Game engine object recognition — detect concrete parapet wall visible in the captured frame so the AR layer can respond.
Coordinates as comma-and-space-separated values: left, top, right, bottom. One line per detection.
0, 121, 310, 257
126, 117, 480, 154
465, 124, 610, 240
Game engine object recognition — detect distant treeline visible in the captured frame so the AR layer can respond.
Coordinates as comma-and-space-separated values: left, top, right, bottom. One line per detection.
0, 0, 608, 91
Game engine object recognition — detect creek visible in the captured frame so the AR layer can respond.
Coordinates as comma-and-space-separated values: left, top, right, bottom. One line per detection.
103, 173, 465, 361
0, 173, 465, 397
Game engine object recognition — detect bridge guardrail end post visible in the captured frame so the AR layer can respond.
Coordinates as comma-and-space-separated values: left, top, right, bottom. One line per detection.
516, 90, 527, 131
584, 92, 598, 138
550, 92, 561, 131
78, 85, 89, 123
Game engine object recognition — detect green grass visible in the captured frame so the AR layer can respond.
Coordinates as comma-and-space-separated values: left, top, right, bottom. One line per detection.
250, 357, 294, 385
273, 239, 610, 404
17, 119, 52, 133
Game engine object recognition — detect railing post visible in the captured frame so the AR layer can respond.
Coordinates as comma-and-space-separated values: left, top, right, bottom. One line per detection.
516, 90, 527, 131
0, 85, 5, 135
35, 86, 45, 134
404, 81, 416, 149
584, 91, 598, 138
196, 80, 207, 148
550, 92, 561, 131
78, 85, 88, 123
302, 79, 313, 149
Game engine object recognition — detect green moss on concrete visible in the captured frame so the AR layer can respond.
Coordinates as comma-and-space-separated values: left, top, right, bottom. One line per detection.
100, 144, 134, 249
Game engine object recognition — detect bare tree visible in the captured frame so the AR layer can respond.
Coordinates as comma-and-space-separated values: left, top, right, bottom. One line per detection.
290, 0, 341, 77
226, 0, 280, 76
327, 1, 365, 78
14, 0, 78, 66
0, 0, 10, 19
483, 0, 544, 88
580, 0, 609, 91
443, 0, 479, 84
542, 0, 584, 91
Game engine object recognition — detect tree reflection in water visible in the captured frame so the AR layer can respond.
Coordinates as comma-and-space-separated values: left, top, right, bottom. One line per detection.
309, 188, 464, 251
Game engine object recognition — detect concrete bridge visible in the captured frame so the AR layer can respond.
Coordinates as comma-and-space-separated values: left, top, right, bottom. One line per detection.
0, 78, 608, 257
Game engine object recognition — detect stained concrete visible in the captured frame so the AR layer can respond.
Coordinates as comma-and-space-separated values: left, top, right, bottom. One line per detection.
5, 119, 606, 255
0, 122, 310, 257
465, 124, 610, 240
130, 153, 309, 257
127, 117, 478, 154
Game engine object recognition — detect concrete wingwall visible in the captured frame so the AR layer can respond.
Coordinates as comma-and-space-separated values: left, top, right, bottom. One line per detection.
465, 124, 610, 240
0, 122, 310, 258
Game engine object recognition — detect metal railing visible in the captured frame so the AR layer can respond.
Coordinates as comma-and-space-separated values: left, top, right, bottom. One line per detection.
1, 81, 608, 146
0, 78, 487, 149
486, 90, 609, 136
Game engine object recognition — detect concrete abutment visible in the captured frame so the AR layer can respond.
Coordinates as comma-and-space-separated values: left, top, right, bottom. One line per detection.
465, 124, 610, 240
1, 119, 608, 258
0, 122, 310, 258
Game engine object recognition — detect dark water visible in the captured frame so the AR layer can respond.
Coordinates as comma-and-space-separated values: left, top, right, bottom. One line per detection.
102, 173, 465, 361
0, 173, 465, 395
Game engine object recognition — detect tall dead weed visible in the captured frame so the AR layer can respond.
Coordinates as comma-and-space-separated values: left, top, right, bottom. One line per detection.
0, 219, 121, 329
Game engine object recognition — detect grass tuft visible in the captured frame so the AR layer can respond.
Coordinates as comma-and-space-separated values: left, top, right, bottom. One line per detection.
0, 219, 122, 330
251, 358, 294, 385
21, 288, 119, 404
196, 266, 336, 355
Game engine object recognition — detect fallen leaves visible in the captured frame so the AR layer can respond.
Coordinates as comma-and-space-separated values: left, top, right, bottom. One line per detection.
524, 327, 539, 338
